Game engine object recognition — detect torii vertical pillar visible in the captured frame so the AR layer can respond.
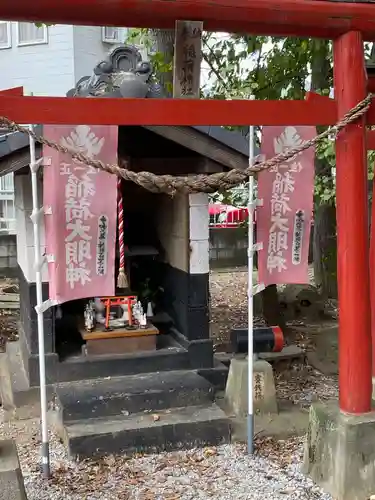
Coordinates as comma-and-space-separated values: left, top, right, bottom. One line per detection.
303, 32, 375, 500
371, 173, 375, 394
334, 31, 372, 414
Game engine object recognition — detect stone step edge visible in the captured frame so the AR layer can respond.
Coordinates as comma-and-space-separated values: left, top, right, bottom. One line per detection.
62, 403, 229, 438
59, 403, 231, 459
57, 383, 215, 422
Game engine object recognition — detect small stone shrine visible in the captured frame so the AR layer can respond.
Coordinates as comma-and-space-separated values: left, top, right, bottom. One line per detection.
0, 43, 252, 458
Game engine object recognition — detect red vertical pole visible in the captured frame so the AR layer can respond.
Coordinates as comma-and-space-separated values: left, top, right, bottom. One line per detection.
334, 31, 372, 414
371, 170, 375, 386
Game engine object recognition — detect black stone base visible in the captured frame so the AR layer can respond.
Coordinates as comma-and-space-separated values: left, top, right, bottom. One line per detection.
18, 264, 55, 356
63, 403, 230, 460
159, 263, 212, 369
159, 263, 210, 342
170, 328, 214, 369
17, 259, 213, 386
57, 369, 215, 421
18, 328, 58, 387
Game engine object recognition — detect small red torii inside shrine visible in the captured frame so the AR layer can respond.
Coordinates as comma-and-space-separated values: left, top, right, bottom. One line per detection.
1, 0, 375, 416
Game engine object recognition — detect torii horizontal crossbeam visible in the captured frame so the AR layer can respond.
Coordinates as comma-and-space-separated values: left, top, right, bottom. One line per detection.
0, 93, 374, 127
2, 0, 375, 40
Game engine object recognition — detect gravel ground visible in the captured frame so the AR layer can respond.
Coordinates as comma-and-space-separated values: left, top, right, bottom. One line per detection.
0, 271, 337, 499
276, 365, 338, 408
1, 412, 331, 500
209, 267, 316, 347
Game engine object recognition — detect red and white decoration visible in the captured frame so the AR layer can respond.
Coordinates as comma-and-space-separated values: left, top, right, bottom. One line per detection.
43, 124, 118, 304
257, 125, 315, 286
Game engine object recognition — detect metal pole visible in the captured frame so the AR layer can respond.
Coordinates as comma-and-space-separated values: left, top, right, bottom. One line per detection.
247, 103, 255, 454
29, 124, 51, 478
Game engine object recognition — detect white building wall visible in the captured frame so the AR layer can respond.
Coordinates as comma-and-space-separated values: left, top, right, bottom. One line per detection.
72, 26, 127, 84
0, 23, 75, 96
189, 194, 209, 275
0, 24, 130, 97
15, 173, 48, 283
1, 23, 146, 239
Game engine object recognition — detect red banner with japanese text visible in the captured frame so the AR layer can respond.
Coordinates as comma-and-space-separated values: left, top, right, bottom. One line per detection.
257, 126, 316, 286
43, 125, 118, 304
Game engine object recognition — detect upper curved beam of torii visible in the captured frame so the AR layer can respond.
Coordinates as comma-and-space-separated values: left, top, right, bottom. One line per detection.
1, 0, 375, 40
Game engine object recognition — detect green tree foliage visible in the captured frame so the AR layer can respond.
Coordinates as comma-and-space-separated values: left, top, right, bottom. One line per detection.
127, 28, 374, 298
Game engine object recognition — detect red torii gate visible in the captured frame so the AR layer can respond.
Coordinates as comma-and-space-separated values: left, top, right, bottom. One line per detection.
1, 0, 375, 417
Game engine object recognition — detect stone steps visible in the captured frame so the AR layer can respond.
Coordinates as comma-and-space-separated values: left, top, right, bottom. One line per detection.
61, 404, 230, 460
57, 345, 190, 383
54, 370, 231, 459
56, 370, 215, 421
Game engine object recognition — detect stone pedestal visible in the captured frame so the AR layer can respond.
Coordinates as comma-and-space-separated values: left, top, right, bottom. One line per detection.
0, 440, 27, 500
224, 358, 278, 417
303, 403, 375, 500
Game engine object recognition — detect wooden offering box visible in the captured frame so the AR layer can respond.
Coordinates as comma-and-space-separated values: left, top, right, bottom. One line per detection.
80, 325, 160, 356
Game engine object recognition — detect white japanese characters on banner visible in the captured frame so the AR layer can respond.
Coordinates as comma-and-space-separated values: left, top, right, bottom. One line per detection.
257, 126, 315, 285
43, 125, 118, 303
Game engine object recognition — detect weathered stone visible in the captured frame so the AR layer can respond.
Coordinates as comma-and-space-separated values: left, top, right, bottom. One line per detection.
0, 440, 27, 500
303, 402, 375, 500
278, 284, 325, 321
224, 358, 277, 417
0, 351, 15, 411
258, 344, 304, 362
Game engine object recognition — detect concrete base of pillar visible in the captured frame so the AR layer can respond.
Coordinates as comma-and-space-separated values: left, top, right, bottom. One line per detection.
0, 352, 15, 412
0, 440, 27, 500
224, 358, 278, 417
303, 402, 375, 500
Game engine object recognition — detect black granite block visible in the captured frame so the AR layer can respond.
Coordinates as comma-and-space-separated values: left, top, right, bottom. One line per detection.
28, 281, 52, 319
187, 306, 210, 341
159, 263, 209, 342
57, 348, 191, 383
57, 370, 214, 422
27, 353, 59, 387
65, 404, 230, 460
198, 364, 229, 391
188, 339, 214, 369
17, 265, 55, 356
29, 318, 55, 355
188, 273, 209, 308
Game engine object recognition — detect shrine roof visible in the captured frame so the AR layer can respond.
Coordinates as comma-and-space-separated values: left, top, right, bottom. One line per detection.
0, 128, 36, 159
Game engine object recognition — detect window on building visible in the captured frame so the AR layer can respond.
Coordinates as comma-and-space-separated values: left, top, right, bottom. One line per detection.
0, 22, 11, 49
102, 27, 121, 43
0, 198, 15, 233
17, 22, 47, 46
0, 173, 14, 193
0, 174, 15, 234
